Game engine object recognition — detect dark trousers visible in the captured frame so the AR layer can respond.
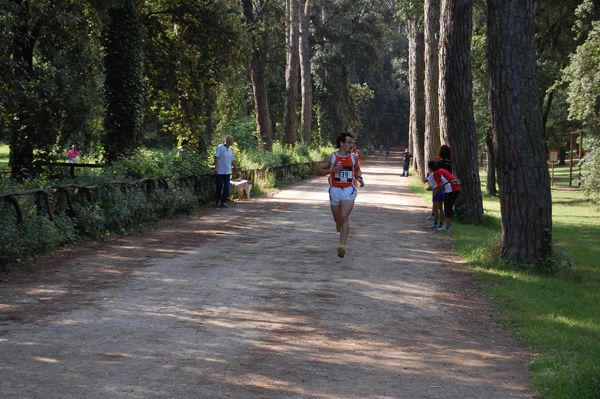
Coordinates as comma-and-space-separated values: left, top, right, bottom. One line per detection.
444, 191, 460, 219
215, 174, 231, 205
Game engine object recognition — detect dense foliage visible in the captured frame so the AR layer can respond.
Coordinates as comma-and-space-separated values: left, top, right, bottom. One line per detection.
563, 21, 600, 134
103, 0, 145, 163
580, 138, 600, 203
0, 142, 331, 268
1, 0, 407, 174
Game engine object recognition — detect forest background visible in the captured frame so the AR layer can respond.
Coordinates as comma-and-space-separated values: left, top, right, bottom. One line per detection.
2, 1, 600, 398
0, 0, 594, 174
1, 0, 600, 261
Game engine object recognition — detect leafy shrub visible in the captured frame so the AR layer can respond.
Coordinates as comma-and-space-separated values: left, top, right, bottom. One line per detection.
220, 118, 259, 150
0, 142, 333, 268
149, 185, 198, 218
99, 187, 135, 232
0, 213, 77, 268
73, 203, 106, 239
104, 149, 171, 179
252, 171, 276, 194
169, 152, 212, 177
580, 138, 600, 203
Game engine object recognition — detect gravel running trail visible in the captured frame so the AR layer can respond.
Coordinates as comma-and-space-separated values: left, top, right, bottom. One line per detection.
0, 152, 533, 398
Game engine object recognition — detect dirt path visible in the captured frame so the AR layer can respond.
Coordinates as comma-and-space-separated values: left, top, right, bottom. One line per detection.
0, 153, 533, 399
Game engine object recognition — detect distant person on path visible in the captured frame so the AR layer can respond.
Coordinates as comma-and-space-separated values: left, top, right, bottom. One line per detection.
385, 145, 391, 159
214, 135, 237, 208
317, 132, 364, 258
401, 148, 413, 177
426, 160, 460, 232
67, 144, 80, 163
178, 139, 191, 158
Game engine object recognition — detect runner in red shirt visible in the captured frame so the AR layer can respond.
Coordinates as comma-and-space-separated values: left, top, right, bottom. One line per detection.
317, 132, 364, 258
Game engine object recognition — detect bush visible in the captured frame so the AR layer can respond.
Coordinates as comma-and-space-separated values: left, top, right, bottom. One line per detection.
580, 138, 600, 203
104, 149, 171, 179
0, 213, 77, 268
73, 203, 106, 239
0, 142, 333, 269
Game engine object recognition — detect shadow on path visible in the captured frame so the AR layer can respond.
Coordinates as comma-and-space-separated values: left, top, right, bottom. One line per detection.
0, 150, 533, 399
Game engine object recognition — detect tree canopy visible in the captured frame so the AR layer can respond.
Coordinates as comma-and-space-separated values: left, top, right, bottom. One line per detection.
1, 0, 599, 262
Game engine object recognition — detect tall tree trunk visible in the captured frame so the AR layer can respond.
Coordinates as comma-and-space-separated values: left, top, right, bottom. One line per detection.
439, 0, 483, 224
240, 0, 273, 150
485, 128, 497, 196
299, 0, 312, 145
424, 0, 441, 168
283, 0, 300, 146
408, 21, 425, 180
488, 0, 552, 261
9, 0, 36, 179
103, 0, 145, 164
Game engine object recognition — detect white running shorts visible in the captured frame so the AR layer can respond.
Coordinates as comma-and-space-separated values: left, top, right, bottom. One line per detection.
329, 185, 356, 205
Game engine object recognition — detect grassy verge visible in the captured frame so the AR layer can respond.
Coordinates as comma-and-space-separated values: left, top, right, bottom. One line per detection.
412, 165, 600, 399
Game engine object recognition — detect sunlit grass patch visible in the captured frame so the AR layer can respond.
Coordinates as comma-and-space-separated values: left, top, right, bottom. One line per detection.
412, 168, 600, 399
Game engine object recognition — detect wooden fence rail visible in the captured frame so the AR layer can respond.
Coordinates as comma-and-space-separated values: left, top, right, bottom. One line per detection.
0, 184, 97, 223
38, 162, 105, 178
0, 161, 320, 225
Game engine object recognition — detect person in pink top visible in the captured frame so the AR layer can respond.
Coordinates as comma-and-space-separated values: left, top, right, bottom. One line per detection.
67, 144, 80, 163
426, 160, 460, 232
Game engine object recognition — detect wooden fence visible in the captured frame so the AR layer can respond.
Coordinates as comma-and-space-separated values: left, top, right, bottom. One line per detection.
238, 161, 320, 186
0, 161, 321, 225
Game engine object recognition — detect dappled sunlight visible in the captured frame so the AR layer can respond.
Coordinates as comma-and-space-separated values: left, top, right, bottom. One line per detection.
33, 356, 59, 363
25, 287, 68, 296
0, 156, 532, 398
539, 313, 600, 333
338, 279, 438, 306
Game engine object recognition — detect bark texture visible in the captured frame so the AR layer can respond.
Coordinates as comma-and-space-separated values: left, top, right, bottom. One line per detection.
9, 0, 36, 178
408, 21, 426, 180
240, 0, 272, 150
283, 0, 300, 146
103, 0, 145, 164
424, 0, 441, 169
487, 0, 553, 261
485, 129, 497, 197
439, 0, 483, 224
299, 0, 312, 145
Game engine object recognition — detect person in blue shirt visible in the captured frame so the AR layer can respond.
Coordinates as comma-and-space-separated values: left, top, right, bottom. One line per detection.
214, 135, 238, 208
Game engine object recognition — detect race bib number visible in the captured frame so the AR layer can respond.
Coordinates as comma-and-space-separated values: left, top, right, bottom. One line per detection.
335, 167, 354, 183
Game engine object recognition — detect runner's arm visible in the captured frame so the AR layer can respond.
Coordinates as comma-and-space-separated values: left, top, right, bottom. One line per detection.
317, 154, 334, 176
354, 162, 364, 187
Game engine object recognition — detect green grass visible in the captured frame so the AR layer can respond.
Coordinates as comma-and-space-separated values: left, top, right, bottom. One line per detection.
415, 165, 600, 399
0, 141, 9, 169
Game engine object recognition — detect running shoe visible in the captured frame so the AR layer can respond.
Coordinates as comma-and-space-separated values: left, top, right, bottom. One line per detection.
427, 214, 435, 220
337, 245, 345, 258
336, 223, 342, 232
427, 224, 438, 229
437, 226, 451, 232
